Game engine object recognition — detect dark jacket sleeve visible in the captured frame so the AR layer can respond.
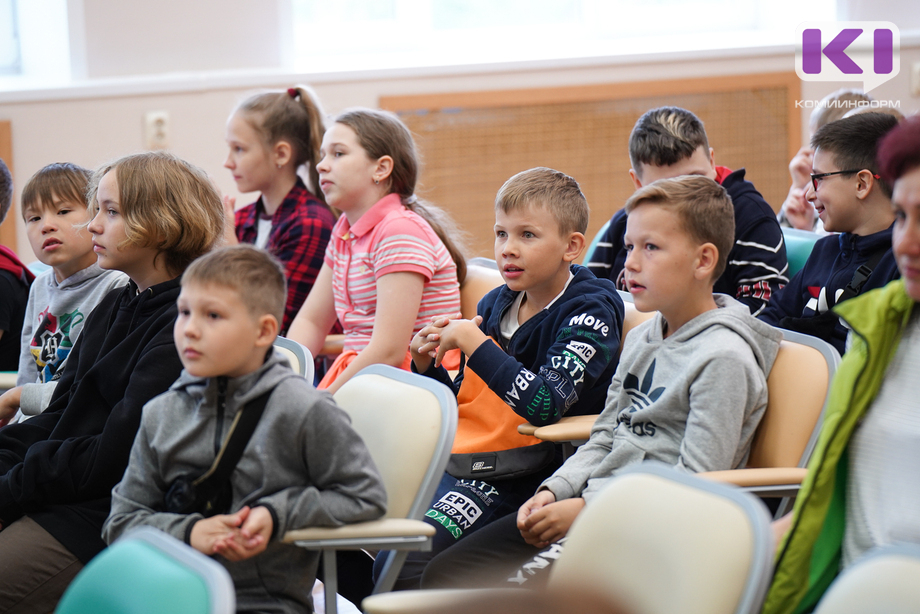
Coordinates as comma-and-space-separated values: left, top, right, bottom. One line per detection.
0, 309, 183, 525
585, 210, 627, 284
467, 297, 621, 427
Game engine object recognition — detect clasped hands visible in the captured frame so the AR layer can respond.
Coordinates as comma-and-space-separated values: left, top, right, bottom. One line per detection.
190, 505, 273, 561
410, 313, 487, 372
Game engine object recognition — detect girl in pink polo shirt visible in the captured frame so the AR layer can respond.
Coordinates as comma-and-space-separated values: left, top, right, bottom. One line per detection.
288, 108, 464, 392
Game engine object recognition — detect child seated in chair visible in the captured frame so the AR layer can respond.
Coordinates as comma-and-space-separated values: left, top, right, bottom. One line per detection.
384, 167, 625, 589
420, 175, 782, 590
103, 245, 386, 613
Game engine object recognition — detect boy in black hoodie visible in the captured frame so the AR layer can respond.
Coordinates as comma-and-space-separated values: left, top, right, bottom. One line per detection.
375, 167, 624, 589
0, 152, 223, 612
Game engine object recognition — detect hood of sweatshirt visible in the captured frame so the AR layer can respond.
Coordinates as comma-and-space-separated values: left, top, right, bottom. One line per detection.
645, 293, 783, 376
168, 349, 301, 412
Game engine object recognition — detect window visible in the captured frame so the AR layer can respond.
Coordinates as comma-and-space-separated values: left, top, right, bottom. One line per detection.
0, 0, 20, 76
291, 0, 837, 73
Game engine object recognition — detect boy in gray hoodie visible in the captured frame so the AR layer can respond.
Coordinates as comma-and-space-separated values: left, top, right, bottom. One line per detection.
419, 175, 782, 589
103, 245, 386, 613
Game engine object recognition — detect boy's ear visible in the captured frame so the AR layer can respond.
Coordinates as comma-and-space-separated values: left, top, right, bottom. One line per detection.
255, 315, 280, 348
564, 232, 586, 263
628, 168, 643, 189
695, 242, 718, 281
374, 155, 394, 184
854, 169, 877, 201
272, 141, 293, 169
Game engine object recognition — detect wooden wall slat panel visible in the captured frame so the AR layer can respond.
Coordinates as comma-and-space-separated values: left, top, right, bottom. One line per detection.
382, 73, 800, 259
0, 121, 15, 253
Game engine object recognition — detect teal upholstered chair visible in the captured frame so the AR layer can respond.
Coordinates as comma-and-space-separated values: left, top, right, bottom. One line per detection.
56, 527, 234, 614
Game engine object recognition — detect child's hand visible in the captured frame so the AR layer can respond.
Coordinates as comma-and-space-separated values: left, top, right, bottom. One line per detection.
789, 146, 814, 188
189, 511, 245, 556
0, 387, 23, 428
516, 490, 556, 544
215, 506, 273, 561
783, 186, 817, 231
518, 497, 585, 548
221, 194, 239, 246
433, 316, 485, 368
410, 314, 458, 372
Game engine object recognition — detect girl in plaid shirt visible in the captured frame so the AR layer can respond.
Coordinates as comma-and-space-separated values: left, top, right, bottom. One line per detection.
224, 85, 337, 335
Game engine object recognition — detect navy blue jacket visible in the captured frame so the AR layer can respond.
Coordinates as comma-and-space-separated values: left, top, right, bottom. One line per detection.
422, 265, 624, 426
587, 168, 788, 315
759, 225, 899, 355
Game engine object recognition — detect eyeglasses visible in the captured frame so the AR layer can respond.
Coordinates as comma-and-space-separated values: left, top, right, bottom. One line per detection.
811, 170, 880, 191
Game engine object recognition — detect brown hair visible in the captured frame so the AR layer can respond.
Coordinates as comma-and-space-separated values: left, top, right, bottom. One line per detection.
21, 162, 93, 220
88, 151, 224, 276
629, 107, 709, 176
235, 85, 327, 205
334, 108, 467, 283
495, 167, 589, 235
625, 175, 734, 281
182, 244, 286, 323
811, 112, 899, 199
0, 158, 12, 223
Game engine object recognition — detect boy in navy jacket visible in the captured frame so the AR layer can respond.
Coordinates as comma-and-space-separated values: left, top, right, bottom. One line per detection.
379, 167, 623, 589
586, 106, 787, 315
759, 113, 900, 354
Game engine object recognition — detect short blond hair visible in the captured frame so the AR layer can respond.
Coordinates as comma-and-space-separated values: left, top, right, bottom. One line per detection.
88, 152, 224, 276
182, 245, 286, 323
624, 175, 734, 281
495, 167, 589, 236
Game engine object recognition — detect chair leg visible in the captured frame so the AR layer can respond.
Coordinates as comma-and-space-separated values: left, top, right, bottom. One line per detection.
323, 548, 338, 614
371, 550, 410, 594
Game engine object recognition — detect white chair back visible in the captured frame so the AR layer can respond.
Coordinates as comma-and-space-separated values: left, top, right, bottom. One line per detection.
813, 544, 920, 614
273, 336, 314, 382
552, 463, 774, 614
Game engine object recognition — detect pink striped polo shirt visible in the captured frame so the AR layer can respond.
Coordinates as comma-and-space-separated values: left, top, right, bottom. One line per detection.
325, 193, 461, 353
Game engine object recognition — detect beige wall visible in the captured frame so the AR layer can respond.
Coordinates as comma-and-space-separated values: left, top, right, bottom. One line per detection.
1, 0, 918, 261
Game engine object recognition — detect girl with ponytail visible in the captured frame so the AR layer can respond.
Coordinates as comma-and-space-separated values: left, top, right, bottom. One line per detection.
224, 85, 336, 334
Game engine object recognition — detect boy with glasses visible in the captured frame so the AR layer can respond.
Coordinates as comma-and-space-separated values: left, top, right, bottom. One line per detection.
759, 113, 901, 353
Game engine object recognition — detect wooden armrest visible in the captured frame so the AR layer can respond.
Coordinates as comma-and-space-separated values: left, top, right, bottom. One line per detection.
517, 422, 538, 436
699, 467, 809, 488
0, 372, 16, 389
532, 414, 599, 443
363, 588, 521, 614
321, 334, 345, 356
282, 518, 435, 544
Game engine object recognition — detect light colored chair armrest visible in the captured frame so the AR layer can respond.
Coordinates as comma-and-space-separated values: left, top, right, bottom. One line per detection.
321, 334, 345, 356
282, 518, 435, 547
699, 467, 808, 488
532, 414, 599, 443
0, 372, 16, 390
363, 588, 520, 614
517, 422, 538, 436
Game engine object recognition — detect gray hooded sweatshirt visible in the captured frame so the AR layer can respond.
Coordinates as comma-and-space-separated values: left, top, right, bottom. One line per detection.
103, 352, 387, 613
541, 295, 782, 503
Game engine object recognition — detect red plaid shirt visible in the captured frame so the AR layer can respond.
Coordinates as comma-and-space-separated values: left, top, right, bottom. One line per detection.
235, 178, 336, 335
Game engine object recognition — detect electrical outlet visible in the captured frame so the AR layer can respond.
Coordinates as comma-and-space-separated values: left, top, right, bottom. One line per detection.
912, 61, 920, 97
145, 111, 169, 150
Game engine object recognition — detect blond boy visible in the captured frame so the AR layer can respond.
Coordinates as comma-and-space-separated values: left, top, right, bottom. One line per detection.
386, 167, 624, 589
